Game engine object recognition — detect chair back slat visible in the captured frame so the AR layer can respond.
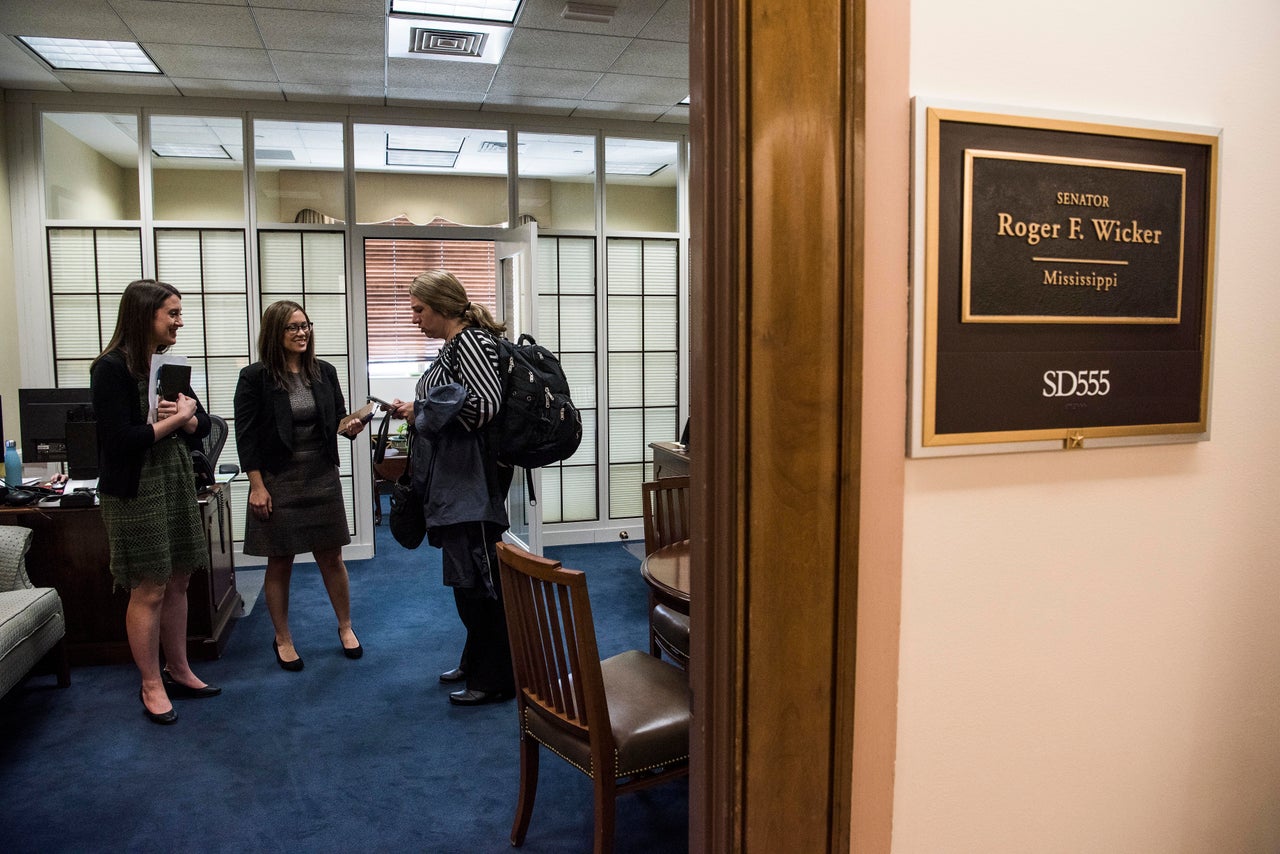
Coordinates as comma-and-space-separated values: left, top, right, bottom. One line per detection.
498, 543, 606, 734
642, 476, 690, 556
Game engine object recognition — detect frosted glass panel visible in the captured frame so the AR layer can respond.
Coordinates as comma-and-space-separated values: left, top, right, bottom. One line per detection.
49, 230, 94, 292
609, 463, 644, 519
202, 233, 246, 292
644, 353, 678, 406
56, 361, 92, 387
537, 300, 560, 346
305, 295, 348, 356
205, 357, 245, 416
608, 353, 643, 407
643, 241, 678, 294
609, 409, 642, 463
561, 465, 597, 521
539, 468, 562, 521
327, 355, 352, 412
204, 294, 250, 356
560, 353, 596, 410
178, 298, 206, 357
607, 297, 643, 350
559, 295, 595, 347
607, 241, 643, 293
338, 433, 352, 477
230, 481, 249, 540
645, 407, 678, 445
53, 295, 101, 358
259, 233, 302, 289
559, 240, 595, 293
98, 232, 143, 291
303, 233, 346, 292
568, 407, 597, 464
99, 295, 121, 342
643, 297, 678, 349
155, 232, 203, 291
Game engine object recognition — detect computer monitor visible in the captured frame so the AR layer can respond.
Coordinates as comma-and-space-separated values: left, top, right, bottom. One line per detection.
17, 387, 94, 465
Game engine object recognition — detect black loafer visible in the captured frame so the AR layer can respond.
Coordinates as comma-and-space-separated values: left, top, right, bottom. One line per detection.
140, 690, 177, 725
439, 666, 466, 684
274, 641, 304, 672
448, 688, 514, 706
162, 670, 222, 699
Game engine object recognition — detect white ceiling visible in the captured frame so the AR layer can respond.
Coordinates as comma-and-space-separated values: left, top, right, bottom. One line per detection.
0, 0, 690, 124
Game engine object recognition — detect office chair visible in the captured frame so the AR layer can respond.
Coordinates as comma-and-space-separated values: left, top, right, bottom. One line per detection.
496, 542, 690, 854
203, 414, 240, 477
641, 476, 691, 667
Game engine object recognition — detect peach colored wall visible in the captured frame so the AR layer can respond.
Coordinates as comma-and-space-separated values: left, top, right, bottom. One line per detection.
42, 121, 129, 220
897, 1, 1280, 852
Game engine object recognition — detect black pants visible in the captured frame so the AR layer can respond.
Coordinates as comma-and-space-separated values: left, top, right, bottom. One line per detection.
446, 521, 514, 694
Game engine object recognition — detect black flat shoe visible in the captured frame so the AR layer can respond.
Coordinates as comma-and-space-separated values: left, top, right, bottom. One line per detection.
274, 641, 304, 672
439, 666, 466, 684
448, 688, 514, 706
162, 670, 222, 699
140, 689, 177, 725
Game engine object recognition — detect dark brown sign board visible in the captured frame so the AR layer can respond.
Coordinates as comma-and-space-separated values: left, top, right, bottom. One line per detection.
909, 102, 1219, 456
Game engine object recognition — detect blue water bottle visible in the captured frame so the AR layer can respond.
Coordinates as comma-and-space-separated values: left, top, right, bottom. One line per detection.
4, 439, 21, 488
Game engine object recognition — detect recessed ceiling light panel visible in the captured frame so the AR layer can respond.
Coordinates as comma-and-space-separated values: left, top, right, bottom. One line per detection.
19, 36, 160, 73
390, 0, 523, 25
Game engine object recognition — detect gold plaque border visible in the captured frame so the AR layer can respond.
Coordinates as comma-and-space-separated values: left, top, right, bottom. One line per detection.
919, 106, 1219, 450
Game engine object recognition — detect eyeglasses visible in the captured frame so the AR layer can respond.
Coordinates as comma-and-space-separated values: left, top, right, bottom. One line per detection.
284, 322, 313, 334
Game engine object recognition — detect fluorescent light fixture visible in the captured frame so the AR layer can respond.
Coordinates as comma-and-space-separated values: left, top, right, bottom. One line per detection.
679, 96, 690, 105
389, 0, 523, 24
19, 36, 160, 73
606, 163, 667, 177
152, 143, 231, 159
386, 131, 465, 152
387, 149, 459, 168
388, 14, 515, 64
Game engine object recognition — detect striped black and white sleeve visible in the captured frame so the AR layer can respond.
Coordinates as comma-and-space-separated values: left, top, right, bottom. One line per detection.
450, 328, 503, 431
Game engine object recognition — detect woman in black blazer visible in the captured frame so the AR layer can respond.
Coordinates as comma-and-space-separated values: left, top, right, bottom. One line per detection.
234, 300, 366, 671
91, 279, 221, 725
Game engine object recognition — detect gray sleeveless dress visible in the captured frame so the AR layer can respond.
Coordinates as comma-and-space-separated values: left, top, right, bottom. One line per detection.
242, 372, 351, 557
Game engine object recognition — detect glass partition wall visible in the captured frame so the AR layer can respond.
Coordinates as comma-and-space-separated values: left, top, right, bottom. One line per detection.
27, 104, 687, 552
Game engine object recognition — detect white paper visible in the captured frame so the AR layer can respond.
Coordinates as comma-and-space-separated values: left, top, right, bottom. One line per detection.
147, 353, 190, 424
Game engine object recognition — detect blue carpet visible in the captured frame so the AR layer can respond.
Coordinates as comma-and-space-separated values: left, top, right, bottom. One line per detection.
0, 512, 687, 853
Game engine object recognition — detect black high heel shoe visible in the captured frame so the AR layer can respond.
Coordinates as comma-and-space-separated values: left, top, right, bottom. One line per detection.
140, 689, 177, 725
340, 629, 363, 659
273, 640, 304, 672
162, 669, 222, 699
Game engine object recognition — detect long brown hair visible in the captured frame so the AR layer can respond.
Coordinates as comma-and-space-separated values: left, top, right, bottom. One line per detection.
257, 300, 319, 389
408, 270, 506, 336
93, 279, 183, 379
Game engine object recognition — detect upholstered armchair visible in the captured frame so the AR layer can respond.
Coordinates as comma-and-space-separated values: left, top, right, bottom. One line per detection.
0, 525, 70, 699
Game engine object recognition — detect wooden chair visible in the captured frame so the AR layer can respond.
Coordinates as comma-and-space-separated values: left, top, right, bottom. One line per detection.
641, 476, 691, 666
496, 542, 690, 854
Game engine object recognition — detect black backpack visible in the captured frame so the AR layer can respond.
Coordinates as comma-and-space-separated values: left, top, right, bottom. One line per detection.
491, 332, 583, 504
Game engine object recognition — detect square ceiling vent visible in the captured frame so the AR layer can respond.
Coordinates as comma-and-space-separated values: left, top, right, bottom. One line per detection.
388, 15, 513, 64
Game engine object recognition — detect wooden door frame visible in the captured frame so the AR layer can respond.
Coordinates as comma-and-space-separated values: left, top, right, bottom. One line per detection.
688, 0, 908, 850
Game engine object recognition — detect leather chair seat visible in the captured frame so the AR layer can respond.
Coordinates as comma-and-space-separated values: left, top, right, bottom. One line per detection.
524, 650, 690, 777
649, 605, 689, 661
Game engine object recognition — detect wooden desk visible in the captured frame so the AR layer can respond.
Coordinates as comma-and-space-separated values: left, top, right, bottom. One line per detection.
649, 441, 690, 479
0, 486, 241, 665
640, 539, 691, 615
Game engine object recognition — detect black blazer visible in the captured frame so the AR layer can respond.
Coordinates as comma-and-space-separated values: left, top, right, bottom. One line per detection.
90, 349, 212, 499
233, 360, 348, 475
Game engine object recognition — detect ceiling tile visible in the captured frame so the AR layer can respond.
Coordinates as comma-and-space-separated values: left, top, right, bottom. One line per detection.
386, 89, 485, 111
501, 28, 630, 72
282, 82, 384, 105
610, 38, 686, 78
248, 0, 383, 12
0, 37, 71, 91
170, 77, 286, 100
489, 65, 601, 100
251, 7, 383, 55
0, 0, 132, 40
657, 104, 690, 124
572, 102, 667, 122
387, 56, 498, 93
586, 72, 686, 106
638, 0, 690, 42
269, 50, 383, 86
481, 94, 578, 117
144, 43, 278, 81
53, 69, 182, 96
110, 1, 264, 48
516, 0, 666, 39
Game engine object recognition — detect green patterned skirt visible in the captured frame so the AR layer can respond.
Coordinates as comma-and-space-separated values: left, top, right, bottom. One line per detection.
100, 431, 208, 589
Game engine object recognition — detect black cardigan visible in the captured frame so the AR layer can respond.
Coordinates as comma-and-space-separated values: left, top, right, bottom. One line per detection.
90, 349, 212, 499
233, 360, 348, 475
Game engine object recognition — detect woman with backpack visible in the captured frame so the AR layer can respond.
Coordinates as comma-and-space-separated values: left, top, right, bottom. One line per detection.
386, 269, 515, 706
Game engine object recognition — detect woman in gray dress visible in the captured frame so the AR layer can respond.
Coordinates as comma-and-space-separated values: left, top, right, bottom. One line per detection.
234, 301, 365, 671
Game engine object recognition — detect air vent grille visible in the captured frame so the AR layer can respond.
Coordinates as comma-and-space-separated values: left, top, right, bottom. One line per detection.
254, 148, 295, 161
409, 27, 488, 58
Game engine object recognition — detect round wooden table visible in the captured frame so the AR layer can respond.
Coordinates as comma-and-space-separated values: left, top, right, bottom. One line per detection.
640, 539, 691, 614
